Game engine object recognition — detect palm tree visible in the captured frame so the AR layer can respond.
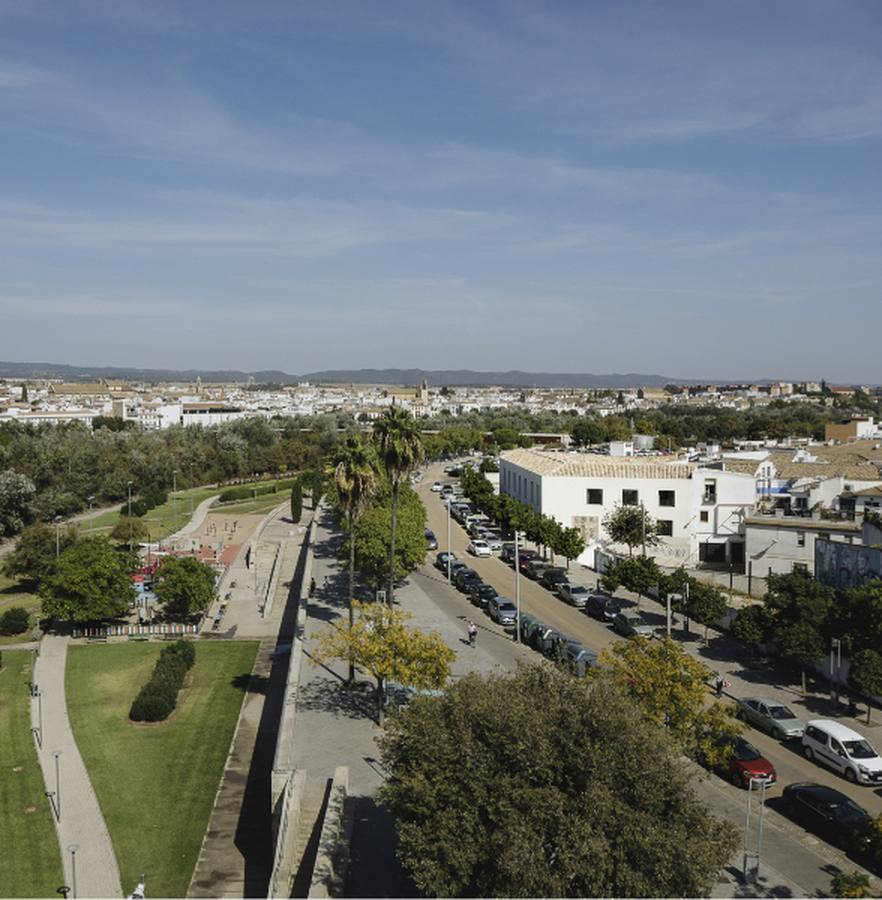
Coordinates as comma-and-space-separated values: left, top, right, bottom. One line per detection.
373, 405, 424, 604
333, 435, 380, 685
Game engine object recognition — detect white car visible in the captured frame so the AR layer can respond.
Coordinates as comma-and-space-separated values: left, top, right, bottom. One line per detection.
468, 540, 492, 557
431, 481, 443, 492
483, 532, 503, 551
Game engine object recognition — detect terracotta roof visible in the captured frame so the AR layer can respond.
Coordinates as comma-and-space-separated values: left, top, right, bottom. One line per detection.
501, 448, 696, 479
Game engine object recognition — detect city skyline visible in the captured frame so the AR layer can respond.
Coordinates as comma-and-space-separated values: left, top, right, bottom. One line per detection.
1, 2, 881, 379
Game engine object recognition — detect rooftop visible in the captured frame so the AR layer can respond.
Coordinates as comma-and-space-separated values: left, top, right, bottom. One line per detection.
501, 448, 696, 479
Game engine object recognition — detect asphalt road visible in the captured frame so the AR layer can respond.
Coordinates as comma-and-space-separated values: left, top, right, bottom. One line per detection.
417, 461, 882, 892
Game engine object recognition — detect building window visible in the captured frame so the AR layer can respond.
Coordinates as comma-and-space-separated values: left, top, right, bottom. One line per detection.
700, 511, 709, 523
622, 489, 639, 506
796, 531, 805, 548
658, 490, 675, 507
587, 488, 603, 505
703, 479, 717, 504
657, 519, 673, 536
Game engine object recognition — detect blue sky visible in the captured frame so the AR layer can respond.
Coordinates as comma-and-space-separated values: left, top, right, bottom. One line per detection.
1, 1, 881, 381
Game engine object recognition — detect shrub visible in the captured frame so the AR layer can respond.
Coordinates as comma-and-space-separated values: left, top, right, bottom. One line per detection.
164, 639, 195, 670
218, 486, 252, 502
0, 606, 30, 635
128, 641, 196, 722
130, 685, 175, 722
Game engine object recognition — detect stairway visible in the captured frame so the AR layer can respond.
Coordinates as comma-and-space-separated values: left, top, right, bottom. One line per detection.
290, 780, 329, 897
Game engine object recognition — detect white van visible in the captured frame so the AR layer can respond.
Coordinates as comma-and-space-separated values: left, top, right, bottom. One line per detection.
802, 719, 882, 786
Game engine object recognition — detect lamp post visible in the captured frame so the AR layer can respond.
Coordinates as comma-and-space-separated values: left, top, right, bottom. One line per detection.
67, 844, 79, 899
86, 496, 94, 534
514, 529, 522, 643
742, 776, 767, 884
127, 481, 134, 553
446, 496, 452, 584
34, 688, 43, 747
47, 750, 61, 821
54, 516, 63, 558
830, 638, 842, 706
172, 469, 178, 529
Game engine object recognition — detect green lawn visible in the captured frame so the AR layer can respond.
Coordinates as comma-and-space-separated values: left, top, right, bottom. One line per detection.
0, 574, 41, 645
0, 651, 64, 897
212, 495, 289, 516
66, 640, 259, 897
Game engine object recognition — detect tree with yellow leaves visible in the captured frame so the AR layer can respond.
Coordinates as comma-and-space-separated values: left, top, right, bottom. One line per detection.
598, 636, 740, 766
312, 600, 454, 726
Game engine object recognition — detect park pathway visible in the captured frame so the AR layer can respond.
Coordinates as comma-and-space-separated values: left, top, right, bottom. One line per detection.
32, 634, 122, 898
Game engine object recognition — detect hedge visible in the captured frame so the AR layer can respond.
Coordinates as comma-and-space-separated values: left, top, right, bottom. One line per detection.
129, 641, 196, 723
218, 478, 299, 504
0, 606, 30, 636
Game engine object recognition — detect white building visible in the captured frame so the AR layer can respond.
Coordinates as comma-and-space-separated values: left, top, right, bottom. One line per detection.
745, 514, 862, 577
499, 448, 756, 568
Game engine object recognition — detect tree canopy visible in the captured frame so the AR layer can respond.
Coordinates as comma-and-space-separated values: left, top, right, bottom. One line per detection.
153, 556, 217, 619
39, 536, 137, 622
603, 504, 659, 557
1, 521, 79, 584
378, 664, 737, 898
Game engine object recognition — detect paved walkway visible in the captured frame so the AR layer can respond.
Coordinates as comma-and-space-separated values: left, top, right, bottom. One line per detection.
32, 634, 122, 898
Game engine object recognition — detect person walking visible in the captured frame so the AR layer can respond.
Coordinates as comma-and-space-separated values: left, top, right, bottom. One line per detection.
713, 672, 728, 697
467, 620, 478, 647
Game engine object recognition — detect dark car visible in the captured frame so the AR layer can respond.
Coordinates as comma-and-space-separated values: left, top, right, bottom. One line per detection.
500, 543, 517, 564
540, 567, 568, 591
435, 551, 456, 571
524, 558, 550, 581
584, 592, 622, 623
782, 783, 873, 855
704, 736, 777, 788
425, 528, 438, 551
469, 582, 497, 610
514, 549, 538, 571
453, 567, 481, 592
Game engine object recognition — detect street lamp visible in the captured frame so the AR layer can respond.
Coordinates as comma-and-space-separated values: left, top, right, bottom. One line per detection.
67, 844, 79, 899
33, 688, 43, 747
54, 516, 63, 558
830, 638, 842, 706
514, 529, 522, 643
742, 776, 767, 884
445, 496, 452, 584
47, 750, 61, 821
127, 481, 134, 553
86, 496, 94, 534
172, 469, 178, 529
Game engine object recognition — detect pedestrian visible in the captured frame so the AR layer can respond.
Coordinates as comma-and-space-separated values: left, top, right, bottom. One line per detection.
713, 672, 728, 697
467, 620, 478, 647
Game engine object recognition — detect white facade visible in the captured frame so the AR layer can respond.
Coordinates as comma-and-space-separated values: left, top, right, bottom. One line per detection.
744, 515, 861, 577
499, 449, 756, 568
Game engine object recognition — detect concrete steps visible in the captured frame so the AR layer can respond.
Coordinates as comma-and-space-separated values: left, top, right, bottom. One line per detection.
290, 781, 329, 897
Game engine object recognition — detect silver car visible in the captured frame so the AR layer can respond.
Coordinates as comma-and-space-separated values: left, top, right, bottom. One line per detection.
558, 583, 590, 608
612, 610, 654, 639
736, 697, 805, 740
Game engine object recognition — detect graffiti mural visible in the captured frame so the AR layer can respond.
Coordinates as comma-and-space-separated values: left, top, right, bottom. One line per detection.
815, 539, 882, 590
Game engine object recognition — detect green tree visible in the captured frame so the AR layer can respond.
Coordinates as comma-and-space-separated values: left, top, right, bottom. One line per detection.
39, 536, 137, 622
840, 579, 882, 654
615, 555, 662, 600
350, 486, 427, 592
313, 599, 453, 726
731, 604, 770, 660
687, 581, 728, 644
290, 480, 303, 522
569, 418, 605, 448
600, 637, 741, 765
378, 664, 737, 897
373, 407, 424, 604
0, 606, 30, 635
110, 516, 149, 546
332, 435, 380, 685
305, 469, 325, 509
0, 470, 36, 536
2, 522, 79, 584
849, 649, 882, 725
603, 504, 659, 557
830, 871, 872, 898
20, 382, 28, 402
777, 620, 827, 696
556, 526, 586, 569
154, 555, 217, 619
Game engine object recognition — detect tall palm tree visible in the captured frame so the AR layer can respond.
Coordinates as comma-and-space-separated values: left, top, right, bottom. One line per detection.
373, 405, 424, 604
333, 435, 380, 685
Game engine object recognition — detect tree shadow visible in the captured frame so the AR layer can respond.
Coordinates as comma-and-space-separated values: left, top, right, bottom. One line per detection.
295, 675, 377, 722
230, 672, 268, 694
0, 577, 37, 595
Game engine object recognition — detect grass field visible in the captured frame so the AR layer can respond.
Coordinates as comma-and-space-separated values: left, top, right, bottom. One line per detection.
66, 640, 259, 897
0, 574, 41, 645
0, 651, 64, 897
212, 494, 290, 516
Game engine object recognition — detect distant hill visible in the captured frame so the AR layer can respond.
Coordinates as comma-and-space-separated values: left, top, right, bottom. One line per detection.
0, 360, 694, 388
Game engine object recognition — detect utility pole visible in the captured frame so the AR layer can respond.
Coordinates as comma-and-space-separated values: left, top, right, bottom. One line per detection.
514, 529, 521, 643
127, 481, 134, 553
172, 469, 178, 530
87, 496, 94, 534
446, 497, 452, 584
640, 500, 646, 557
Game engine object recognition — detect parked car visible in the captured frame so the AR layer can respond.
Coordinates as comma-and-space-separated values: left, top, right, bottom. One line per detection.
564, 641, 598, 677
449, 560, 469, 580
585, 593, 621, 623
425, 528, 438, 550
512, 548, 538, 570
483, 532, 503, 551
431, 481, 444, 492
488, 596, 517, 627
612, 610, 654, 639
782, 783, 873, 855
468, 539, 492, 558
802, 720, 882, 786
702, 736, 777, 788
540, 567, 568, 592
524, 558, 550, 580
469, 583, 497, 610
453, 567, 480, 591
558, 583, 590, 608
435, 551, 456, 571
736, 697, 805, 740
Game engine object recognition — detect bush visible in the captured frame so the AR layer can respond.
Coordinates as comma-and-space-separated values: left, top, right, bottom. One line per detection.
219, 486, 252, 502
0, 606, 30, 635
128, 641, 196, 722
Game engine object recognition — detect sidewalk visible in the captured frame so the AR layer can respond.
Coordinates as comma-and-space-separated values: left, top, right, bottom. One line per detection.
32, 634, 122, 898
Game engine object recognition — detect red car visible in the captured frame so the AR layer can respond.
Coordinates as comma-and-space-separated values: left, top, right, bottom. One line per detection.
718, 737, 777, 788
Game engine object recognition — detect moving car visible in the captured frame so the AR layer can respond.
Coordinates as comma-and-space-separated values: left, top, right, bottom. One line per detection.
425, 528, 438, 550
736, 697, 805, 740
703, 736, 777, 788
431, 481, 444, 492
585, 593, 621, 622
782, 783, 873, 854
558, 583, 590, 608
468, 539, 492, 557
802, 720, 882, 785
487, 596, 517, 627
612, 610, 654, 639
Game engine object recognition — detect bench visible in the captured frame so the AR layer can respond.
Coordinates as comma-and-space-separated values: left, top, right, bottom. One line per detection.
87, 636, 108, 643
127, 635, 150, 642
